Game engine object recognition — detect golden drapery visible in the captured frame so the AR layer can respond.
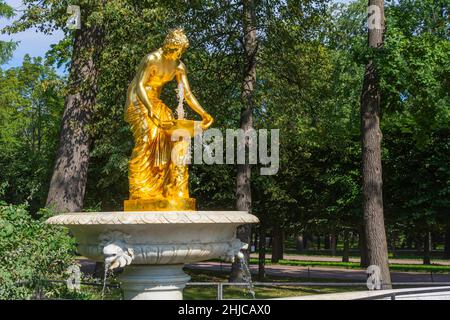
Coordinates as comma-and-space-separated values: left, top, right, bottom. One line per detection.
125, 89, 190, 201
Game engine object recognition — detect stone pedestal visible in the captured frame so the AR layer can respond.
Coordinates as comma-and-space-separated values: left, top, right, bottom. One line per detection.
119, 264, 190, 300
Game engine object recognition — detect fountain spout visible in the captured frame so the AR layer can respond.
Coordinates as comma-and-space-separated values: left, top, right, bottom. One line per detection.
221, 238, 249, 263
99, 231, 135, 270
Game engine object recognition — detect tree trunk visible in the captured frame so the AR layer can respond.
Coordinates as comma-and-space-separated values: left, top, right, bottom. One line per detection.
360, 0, 391, 289
230, 0, 257, 282
317, 235, 321, 250
444, 227, 450, 259
258, 226, 266, 280
391, 231, 397, 258
423, 232, 431, 265
303, 233, 312, 251
414, 237, 420, 252
350, 232, 356, 248
271, 225, 284, 263
342, 230, 350, 263
331, 231, 337, 256
324, 234, 331, 250
406, 236, 413, 250
296, 234, 304, 252
360, 226, 369, 268
46, 15, 104, 213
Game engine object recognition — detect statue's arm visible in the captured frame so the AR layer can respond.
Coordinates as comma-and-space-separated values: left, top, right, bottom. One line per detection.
136, 55, 161, 127
177, 62, 213, 129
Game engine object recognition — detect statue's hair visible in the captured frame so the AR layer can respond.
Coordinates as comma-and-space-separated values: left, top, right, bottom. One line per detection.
163, 28, 189, 50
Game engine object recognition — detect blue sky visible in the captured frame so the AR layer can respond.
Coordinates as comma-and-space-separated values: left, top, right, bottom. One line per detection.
0, 0, 64, 68
1, 0, 352, 70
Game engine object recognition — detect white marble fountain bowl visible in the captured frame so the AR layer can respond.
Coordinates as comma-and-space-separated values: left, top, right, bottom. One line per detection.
46, 211, 259, 265
47, 210, 259, 300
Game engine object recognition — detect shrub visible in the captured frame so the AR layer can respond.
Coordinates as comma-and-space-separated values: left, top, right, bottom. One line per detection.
0, 202, 76, 299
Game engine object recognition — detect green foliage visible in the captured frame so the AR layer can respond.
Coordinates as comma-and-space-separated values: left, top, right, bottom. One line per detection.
379, 0, 449, 147
0, 202, 76, 299
252, 0, 363, 235
0, 0, 17, 64
378, 0, 450, 237
0, 56, 65, 210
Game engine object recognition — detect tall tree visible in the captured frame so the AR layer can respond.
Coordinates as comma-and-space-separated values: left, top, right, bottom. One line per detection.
360, 0, 391, 288
46, 4, 104, 212
3, 0, 106, 212
230, 0, 257, 282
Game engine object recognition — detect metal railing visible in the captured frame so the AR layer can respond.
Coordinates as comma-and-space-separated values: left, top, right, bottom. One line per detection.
355, 286, 450, 300
16, 279, 120, 289
185, 281, 450, 300
15, 279, 450, 300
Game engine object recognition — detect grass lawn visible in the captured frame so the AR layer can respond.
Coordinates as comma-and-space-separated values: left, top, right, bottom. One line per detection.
272, 249, 450, 261
183, 269, 365, 300
279, 241, 449, 261
248, 258, 450, 273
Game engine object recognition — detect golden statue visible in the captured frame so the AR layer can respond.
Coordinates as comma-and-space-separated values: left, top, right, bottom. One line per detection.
124, 29, 213, 211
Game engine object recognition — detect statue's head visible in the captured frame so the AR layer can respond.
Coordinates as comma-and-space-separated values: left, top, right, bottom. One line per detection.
162, 28, 189, 60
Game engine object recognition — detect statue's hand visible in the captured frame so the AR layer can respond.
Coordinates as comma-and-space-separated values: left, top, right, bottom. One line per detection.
201, 113, 214, 130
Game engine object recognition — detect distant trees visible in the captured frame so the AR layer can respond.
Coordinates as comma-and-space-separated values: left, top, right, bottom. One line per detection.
379, 0, 449, 264
0, 56, 65, 212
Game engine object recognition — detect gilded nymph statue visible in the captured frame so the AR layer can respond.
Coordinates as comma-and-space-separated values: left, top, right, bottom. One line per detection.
124, 29, 213, 211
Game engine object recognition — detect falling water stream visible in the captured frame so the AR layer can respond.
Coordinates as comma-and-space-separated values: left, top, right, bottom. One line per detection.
238, 254, 255, 299
176, 82, 185, 120
101, 261, 110, 299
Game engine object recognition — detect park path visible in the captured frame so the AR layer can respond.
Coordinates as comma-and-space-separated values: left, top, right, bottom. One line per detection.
185, 261, 450, 283
77, 258, 450, 283
249, 253, 450, 266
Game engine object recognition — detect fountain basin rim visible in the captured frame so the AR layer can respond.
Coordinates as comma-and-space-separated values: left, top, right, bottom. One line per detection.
46, 210, 259, 225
